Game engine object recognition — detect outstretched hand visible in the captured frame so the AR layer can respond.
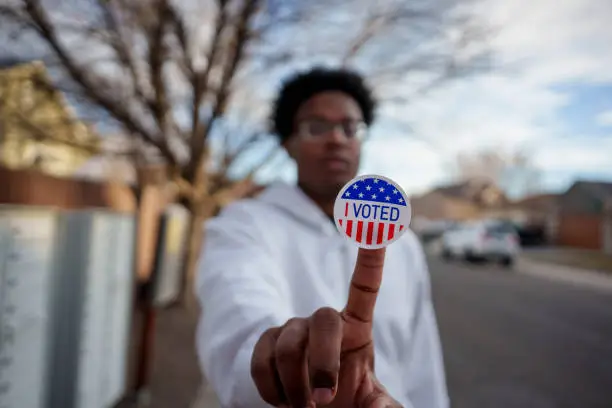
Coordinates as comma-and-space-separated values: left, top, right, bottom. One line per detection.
250, 247, 402, 407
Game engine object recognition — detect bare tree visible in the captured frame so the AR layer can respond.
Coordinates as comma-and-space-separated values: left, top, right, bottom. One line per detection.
1, 0, 492, 298
453, 149, 543, 198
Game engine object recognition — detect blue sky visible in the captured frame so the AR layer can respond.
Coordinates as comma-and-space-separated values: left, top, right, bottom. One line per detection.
555, 83, 612, 138
526, 82, 612, 192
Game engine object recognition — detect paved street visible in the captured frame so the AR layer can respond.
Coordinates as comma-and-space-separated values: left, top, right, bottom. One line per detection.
429, 257, 612, 408
148, 257, 612, 408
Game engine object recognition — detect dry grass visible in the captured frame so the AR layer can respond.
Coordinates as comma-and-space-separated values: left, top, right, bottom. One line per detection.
524, 248, 612, 274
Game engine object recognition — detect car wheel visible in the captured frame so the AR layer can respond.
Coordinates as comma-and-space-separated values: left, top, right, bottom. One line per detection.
442, 249, 453, 260
500, 256, 514, 268
465, 251, 487, 264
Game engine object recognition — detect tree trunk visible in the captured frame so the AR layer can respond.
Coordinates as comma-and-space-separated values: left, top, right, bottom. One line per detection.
176, 198, 216, 308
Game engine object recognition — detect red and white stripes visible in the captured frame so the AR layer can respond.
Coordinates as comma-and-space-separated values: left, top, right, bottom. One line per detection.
338, 219, 404, 246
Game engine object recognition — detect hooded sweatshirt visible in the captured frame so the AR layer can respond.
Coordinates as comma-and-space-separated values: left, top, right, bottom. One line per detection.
195, 182, 449, 408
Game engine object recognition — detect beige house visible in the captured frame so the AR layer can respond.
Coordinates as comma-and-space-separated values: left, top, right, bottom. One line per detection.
411, 190, 482, 222
0, 60, 100, 176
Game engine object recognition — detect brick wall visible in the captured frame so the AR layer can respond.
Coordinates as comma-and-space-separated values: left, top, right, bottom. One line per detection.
0, 166, 136, 211
556, 213, 602, 250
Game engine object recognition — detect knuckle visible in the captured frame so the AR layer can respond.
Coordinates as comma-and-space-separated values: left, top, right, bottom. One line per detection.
312, 306, 339, 320
275, 338, 302, 365
311, 307, 341, 328
283, 317, 301, 328
275, 319, 307, 365
282, 318, 308, 337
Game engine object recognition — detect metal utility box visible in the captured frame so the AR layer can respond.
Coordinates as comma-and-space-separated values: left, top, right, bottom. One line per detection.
47, 211, 135, 408
0, 208, 58, 408
0, 208, 135, 408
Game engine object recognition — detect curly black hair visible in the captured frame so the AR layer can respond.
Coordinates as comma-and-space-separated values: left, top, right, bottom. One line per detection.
270, 67, 377, 142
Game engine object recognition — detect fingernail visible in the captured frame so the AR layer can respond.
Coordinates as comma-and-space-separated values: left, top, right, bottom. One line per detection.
312, 388, 334, 404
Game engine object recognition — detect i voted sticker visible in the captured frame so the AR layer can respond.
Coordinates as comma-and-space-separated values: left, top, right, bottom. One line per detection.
334, 174, 412, 249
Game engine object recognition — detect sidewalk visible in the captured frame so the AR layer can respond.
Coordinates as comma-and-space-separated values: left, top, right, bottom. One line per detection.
148, 302, 215, 408
120, 297, 221, 408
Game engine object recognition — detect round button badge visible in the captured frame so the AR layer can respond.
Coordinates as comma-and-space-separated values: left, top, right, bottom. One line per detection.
333, 174, 412, 249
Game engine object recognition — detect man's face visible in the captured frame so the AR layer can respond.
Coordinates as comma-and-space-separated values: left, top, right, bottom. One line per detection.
284, 91, 365, 197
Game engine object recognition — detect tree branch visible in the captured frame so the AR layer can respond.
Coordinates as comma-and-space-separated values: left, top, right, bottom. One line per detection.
341, 13, 386, 65
188, 2, 229, 145
22, 0, 177, 166
3, 0, 492, 207
147, 0, 170, 132
166, 4, 193, 79
219, 131, 267, 174
186, 0, 261, 182
244, 145, 280, 179
96, 0, 151, 104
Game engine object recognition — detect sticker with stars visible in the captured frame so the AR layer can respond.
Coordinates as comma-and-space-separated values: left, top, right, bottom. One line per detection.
333, 174, 412, 249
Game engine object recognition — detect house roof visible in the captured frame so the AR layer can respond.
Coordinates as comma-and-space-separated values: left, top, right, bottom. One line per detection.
558, 180, 612, 214
569, 181, 612, 200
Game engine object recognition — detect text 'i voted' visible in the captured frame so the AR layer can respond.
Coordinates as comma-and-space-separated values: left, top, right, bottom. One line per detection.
333, 175, 412, 249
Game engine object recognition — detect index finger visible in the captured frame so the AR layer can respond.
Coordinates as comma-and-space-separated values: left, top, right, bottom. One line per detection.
343, 247, 386, 325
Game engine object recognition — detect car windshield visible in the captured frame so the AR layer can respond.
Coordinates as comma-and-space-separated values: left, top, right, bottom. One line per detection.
487, 222, 516, 234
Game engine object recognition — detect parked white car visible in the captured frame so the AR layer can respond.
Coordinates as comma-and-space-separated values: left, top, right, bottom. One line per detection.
441, 220, 520, 267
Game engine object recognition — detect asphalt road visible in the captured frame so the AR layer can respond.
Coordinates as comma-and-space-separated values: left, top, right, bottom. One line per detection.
429, 257, 612, 408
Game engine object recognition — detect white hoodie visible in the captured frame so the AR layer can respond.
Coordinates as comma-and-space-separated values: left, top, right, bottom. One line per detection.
195, 183, 449, 408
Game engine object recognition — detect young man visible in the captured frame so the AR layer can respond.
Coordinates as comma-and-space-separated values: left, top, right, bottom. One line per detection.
195, 67, 449, 407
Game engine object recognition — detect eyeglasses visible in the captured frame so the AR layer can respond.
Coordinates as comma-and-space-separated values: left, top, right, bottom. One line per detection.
296, 119, 368, 141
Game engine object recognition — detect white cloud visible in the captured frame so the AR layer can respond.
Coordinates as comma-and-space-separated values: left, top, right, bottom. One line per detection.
383, 74, 569, 153
532, 137, 612, 172
363, 0, 612, 194
360, 137, 449, 195
477, 0, 612, 84
596, 110, 612, 127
